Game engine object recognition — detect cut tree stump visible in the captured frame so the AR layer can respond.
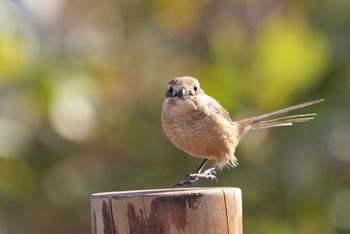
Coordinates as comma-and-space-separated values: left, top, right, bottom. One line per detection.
91, 187, 242, 234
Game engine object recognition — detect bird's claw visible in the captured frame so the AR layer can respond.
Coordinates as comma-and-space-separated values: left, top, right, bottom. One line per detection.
173, 167, 217, 188
173, 177, 199, 188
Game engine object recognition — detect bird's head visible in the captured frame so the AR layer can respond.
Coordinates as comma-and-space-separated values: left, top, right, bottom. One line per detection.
165, 76, 203, 99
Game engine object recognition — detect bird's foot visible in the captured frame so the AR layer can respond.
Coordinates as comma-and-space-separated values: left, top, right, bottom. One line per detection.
173, 167, 217, 188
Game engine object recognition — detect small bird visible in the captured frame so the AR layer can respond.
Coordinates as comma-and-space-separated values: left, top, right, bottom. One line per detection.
161, 76, 323, 187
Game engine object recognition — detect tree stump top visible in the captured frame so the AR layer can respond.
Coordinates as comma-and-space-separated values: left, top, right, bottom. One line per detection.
92, 187, 240, 197
91, 187, 242, 234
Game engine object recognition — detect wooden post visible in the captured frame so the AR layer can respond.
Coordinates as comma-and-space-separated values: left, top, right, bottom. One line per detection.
91, 187, 242, 234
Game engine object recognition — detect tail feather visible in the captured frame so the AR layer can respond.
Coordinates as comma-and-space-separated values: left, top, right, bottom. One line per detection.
252, 99, 324, 122
252, 113, 317, 129
236, 99, 324, 136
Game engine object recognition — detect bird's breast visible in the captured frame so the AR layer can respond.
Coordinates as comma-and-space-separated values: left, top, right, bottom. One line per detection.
161, 98, 238, 160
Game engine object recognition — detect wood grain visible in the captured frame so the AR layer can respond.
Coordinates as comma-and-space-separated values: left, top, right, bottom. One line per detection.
91, 187, 242, 234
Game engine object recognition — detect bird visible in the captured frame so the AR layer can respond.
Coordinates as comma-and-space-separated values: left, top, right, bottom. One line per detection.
161, 76, 324, 187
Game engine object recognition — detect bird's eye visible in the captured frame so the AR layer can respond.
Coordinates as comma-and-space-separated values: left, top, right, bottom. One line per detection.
193, 84, 199, 92
168, 85, 173, 94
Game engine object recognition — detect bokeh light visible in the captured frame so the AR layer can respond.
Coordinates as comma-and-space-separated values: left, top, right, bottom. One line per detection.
327, 125, 350, 163
329, 189, 350, 231
0, 118, 29, 158
49, 73, 99, 142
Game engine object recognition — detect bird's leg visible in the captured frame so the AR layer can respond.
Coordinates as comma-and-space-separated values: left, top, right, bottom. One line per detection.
174, 159, 217, 188
194, 158, 208, 174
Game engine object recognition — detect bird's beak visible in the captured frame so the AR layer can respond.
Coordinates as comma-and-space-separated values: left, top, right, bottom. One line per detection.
176, 88, 188, 98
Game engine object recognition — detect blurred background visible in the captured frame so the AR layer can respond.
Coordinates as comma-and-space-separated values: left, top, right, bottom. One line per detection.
0, 0, 349, 233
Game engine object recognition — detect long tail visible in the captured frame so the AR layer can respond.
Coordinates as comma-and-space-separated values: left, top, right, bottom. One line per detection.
236, 99, 324, 136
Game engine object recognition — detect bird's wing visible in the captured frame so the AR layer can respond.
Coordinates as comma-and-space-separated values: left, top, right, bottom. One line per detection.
197, 94, 233, 122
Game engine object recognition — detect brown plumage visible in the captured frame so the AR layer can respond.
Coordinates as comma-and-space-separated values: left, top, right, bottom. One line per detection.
161, 76, 323, 186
